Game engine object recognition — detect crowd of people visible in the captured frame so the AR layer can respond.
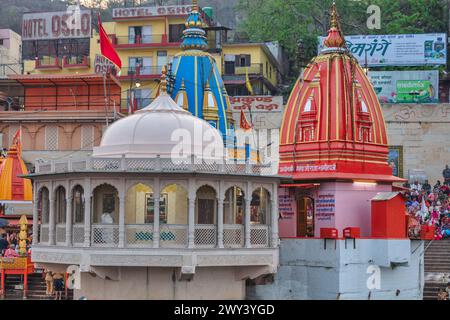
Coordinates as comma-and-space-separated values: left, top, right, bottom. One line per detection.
0, 232, 32, 257
404, 165, 450, 240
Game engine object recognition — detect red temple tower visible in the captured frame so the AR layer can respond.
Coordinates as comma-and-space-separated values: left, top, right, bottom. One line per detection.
278, 4, 405, 238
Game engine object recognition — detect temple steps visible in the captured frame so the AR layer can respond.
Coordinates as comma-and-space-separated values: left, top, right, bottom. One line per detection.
424, 240, 450, 300
1, 272, 73, 300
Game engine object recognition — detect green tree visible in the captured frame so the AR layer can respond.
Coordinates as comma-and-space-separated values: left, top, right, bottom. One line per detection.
236, 0, 449, 82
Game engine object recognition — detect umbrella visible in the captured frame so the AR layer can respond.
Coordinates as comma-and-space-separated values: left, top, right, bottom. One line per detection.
0, 218, 9, 228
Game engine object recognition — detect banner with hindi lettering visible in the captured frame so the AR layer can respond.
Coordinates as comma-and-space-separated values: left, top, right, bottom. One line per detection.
318, 33, 447, 66
368, 70, 439, 104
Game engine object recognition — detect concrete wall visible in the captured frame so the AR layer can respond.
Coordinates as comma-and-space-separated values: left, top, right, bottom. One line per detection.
383, 103, 450, 182
74, 266, 245, 300
247, 239, 424, 300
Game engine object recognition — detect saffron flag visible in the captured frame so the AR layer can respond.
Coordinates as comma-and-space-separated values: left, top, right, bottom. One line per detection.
240, 109, 253, 131
98, 14, 122, 69
246, 67, 254, 95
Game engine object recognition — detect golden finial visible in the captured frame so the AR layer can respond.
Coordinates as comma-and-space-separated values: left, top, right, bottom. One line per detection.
192, 0, 199, 12
160, 65, 167, 94
324, 1, 345, 48
19, 215, 28, 256
330, 1, 338, 29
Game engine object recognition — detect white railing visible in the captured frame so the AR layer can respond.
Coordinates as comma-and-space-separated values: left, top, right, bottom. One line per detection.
159, 224, 188, 248
40, 224, 49, 244
250, 225, 269, 248
126, 224, 154, 248
194, 225, 217, 248
35, 156, 269, 176
72, 224, 85, 246
92, 224, 119, 247
56, 224, 66, 245
223, 224, 244, 248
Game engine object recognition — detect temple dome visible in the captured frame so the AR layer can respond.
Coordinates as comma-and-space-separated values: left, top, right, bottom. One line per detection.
94, 73, 224, 160
279, 3, 402, 183
168, 0, 234, 144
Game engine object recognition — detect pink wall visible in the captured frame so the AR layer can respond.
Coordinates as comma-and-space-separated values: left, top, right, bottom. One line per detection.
279, 182, 392, 238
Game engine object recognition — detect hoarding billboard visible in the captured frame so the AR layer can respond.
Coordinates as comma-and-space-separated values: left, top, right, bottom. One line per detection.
22, 9, 92, 41
318, 33, 447, 66
112, 5, 192, 19
368, 70, 439, 104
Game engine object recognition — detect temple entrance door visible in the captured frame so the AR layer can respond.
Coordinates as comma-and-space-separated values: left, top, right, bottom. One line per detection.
297, 197, 314, 237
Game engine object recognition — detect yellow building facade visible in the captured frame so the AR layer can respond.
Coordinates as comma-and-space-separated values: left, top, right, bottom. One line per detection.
23, 5, 282, 112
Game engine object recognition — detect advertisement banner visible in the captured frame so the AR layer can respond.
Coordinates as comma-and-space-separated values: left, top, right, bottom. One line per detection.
22, 9, 92, 41
368, 70, 439, 103
112, 5, 192, 19
94, 54, 117, 76
318, 33, 447, 66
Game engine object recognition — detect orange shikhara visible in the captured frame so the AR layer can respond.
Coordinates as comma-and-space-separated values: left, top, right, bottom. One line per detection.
0, 129, 32, 201
279, 3, 401, 182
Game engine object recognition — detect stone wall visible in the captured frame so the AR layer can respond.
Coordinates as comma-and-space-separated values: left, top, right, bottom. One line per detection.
247, 239, 424, 300
383, 103, 450, 183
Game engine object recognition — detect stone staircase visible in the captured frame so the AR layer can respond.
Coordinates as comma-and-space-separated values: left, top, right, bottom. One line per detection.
1, 270, 73, 300
424, 240, 450, 300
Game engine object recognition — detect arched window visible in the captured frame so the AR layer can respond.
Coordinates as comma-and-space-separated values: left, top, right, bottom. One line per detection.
196, 185, 217, 225
55, 186, 66, 224
38, 187, 50, 224
224, 187, 245, 225
251, 187, 270, 225
72, 185, 85, 224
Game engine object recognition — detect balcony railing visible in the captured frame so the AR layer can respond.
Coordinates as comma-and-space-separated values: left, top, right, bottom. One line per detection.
119, 66, 164, 79
38, 223, 270, 249
62, 56, 90, 68
111, 34, 181, 48
35, 57, 62, 70
35, 156, 271, 176
224, 63, 264, 77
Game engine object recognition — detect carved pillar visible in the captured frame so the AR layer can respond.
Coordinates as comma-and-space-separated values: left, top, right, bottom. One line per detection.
217, 180, 225, 248
271, 183, 279, 248
48, 188, 56, 246
83, 178, 92, 248
65, 192, 73, 247
188, 178, 196, 248
245, 181, 252, 248
118, 181, 126, 248
153, 178, 161, 249
32, 182, 39, 245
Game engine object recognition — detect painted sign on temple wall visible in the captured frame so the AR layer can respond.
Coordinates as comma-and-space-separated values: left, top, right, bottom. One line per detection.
316, 193, 335, 222
230, 96, 284, 130
318, 33, 447, 66
22, 10, 92, 41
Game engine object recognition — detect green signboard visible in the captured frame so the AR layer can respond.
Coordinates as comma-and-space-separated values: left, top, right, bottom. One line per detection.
396, 80, 435, 103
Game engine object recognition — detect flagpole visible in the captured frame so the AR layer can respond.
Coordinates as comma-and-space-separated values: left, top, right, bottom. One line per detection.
103, 71, 109, 128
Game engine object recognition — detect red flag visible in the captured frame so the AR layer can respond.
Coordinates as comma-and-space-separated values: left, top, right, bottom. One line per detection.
240, 109, 253, 131
98, 14, 122, 69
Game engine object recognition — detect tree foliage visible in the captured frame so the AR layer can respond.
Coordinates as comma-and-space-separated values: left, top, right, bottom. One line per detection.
236, 0, 448, 79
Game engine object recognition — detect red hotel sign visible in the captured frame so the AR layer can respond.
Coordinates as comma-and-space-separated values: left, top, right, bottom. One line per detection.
22, 10, 91, 41
112, 5, 193, 19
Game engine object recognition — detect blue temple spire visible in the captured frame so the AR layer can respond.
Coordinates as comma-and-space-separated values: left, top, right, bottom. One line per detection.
180, 0, 208, 50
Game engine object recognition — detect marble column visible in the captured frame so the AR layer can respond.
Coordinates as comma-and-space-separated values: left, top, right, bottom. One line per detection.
118, 182, 126, 248
153, 178, 161, 249
65, 193, 73, 247
245, 181, 252, 248
188, 178, 196, 248
48, 188, 56, 246
32, 182, 39, 245
83, 179, 92, 248
217, 180, 225, 248
271, 183, 279, 248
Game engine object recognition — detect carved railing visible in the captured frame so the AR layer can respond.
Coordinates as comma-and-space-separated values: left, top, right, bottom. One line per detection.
35, 156, 270, 176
